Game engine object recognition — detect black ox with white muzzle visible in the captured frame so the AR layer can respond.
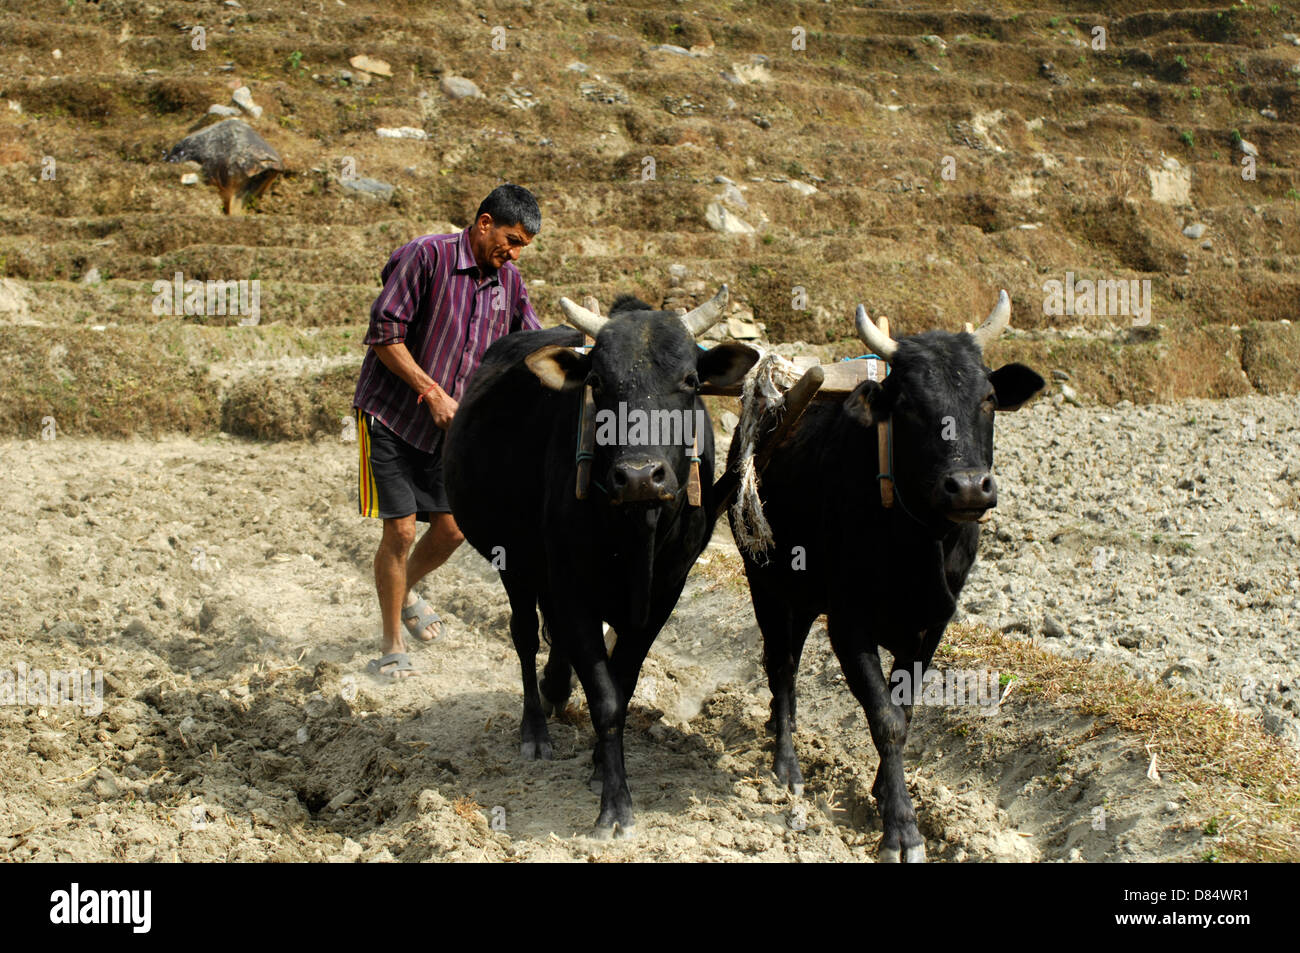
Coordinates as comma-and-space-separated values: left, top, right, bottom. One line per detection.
727, 292, 1045, 862
445, 287, 757, 838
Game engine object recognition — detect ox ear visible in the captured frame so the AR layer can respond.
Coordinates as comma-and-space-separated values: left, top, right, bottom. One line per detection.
990, 363, 1045, 412
696, 342, 759, 388
525, 345, 590, 392
842, 379, 887, 429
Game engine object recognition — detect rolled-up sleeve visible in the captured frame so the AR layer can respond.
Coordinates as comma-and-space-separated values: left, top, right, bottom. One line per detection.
511, 277, 542, 332
364, 241, 434, 346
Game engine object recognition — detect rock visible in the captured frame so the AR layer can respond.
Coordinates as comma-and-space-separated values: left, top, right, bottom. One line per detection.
705, 202, 755, 235
727, 317, 761, 340
1182, 223, 1207, 239
1117, 632, 1142, 649
566, 61, 588, 73
326, 789, 359, 812
165, 119, 283, 215
416, 789, 446, 815
375, 126, 427, 140
720, 411, 739, 431
647, 44, 696, 57
440, 76, 483, 100
1261, 706, 1300, 744
1239, 139, 1259, 158
180, 172, 199, 185
922, 34, 948, 51
0, 277, 32, 323
79, 267, 101, 286
230, 86, 262, 119
668, 263, 688, 282
1061, 384, 1083, 406
90, 770, 120, 800
1261, 108, 1279, 120
788, 180, 818, 196
349, 54, 392, 77
207, 104, 241, 117
1051, 369, 1070, 381
340, 176, 395, 201
750, 114, 772, 130
1042, 615, 1067, 638
1148, 155, 1191, 205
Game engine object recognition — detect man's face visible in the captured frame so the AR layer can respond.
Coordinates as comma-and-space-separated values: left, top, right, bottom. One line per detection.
471, 213, 533, 271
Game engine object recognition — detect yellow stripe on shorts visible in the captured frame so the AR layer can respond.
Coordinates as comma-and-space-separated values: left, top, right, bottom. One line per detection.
356, 409, 380, 518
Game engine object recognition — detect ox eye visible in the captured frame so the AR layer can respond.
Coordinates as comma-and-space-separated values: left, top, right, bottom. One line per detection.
585, 372, 604, 394
683, 371, 700, 391
981, 392, 996, 412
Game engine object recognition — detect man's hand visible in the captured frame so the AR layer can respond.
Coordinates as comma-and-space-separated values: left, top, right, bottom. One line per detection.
370, 344, 458, 429
424, 384, 458, 430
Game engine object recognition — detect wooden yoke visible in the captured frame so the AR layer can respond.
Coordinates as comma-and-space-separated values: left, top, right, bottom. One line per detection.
686, 428, 701, 506
875, 315, 894, 509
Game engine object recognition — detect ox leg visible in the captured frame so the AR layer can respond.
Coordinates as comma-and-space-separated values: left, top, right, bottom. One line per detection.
754, 588, 817, 795
505, 584, 552, 761
828, 618, 926, 863
568, 637, 635, 839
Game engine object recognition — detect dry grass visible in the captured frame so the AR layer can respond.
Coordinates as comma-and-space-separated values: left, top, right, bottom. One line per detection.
940, 623, 1300, 862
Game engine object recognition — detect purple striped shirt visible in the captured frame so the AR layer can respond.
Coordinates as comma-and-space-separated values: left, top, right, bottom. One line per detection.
352, 226, 541, 452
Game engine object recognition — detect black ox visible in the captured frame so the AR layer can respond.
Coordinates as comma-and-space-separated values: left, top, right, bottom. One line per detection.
728, 292, 1044, 862
445, 287, 757, 838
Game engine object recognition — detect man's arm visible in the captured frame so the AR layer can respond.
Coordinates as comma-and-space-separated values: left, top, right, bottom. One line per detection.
365, 240, 457, 429
371, 344, 457, 430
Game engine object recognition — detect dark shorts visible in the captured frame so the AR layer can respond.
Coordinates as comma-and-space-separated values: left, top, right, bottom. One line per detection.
355, 410, 450, 522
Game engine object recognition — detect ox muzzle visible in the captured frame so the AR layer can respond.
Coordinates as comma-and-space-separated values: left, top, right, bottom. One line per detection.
933, 467, 997, 521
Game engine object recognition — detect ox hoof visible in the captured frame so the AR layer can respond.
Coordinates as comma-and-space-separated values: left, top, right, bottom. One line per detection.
520, 740, 553, 761
878, 843, 927, 864
590, 821, 636, 841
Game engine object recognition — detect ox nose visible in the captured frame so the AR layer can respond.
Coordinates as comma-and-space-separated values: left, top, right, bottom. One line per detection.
937, 468, 997, 514
610, 457, 676, 504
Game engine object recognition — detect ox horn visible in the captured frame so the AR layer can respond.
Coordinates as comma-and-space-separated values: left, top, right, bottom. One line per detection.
679, 284, 729, 337
971, 290, 1011, 352
559, 297, 608, 338
855, 304, 898, 362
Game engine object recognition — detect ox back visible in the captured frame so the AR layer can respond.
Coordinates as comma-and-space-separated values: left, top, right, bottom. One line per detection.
446, 307, 756, 838
728, 308, 1043, 862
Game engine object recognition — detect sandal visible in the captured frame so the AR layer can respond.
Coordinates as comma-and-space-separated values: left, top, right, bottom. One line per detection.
401, 596, 444, 642
366, 652, 417, 679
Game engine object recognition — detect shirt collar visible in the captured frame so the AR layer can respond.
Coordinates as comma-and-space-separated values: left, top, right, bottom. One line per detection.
456, 225, 500, 284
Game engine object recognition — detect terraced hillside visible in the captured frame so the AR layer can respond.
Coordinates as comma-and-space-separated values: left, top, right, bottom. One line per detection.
1, 0, 1298, 438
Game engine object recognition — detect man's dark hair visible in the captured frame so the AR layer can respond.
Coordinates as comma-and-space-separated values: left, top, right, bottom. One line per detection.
476, 184, 541, 235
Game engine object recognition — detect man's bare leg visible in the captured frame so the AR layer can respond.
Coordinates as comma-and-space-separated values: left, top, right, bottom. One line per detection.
401, 512, 465, 642
374, 515, 418, 677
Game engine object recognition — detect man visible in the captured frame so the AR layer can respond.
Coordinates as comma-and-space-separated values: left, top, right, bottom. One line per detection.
353, 184, 542, 678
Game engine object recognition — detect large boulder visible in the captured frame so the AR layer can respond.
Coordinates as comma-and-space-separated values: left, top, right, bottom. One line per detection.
165, 119, 283, 215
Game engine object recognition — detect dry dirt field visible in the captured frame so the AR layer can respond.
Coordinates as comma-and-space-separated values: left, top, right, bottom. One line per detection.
1, 0, 1297, 862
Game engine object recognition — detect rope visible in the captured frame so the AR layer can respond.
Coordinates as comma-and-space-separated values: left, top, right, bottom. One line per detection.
729, 350, 802, 560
